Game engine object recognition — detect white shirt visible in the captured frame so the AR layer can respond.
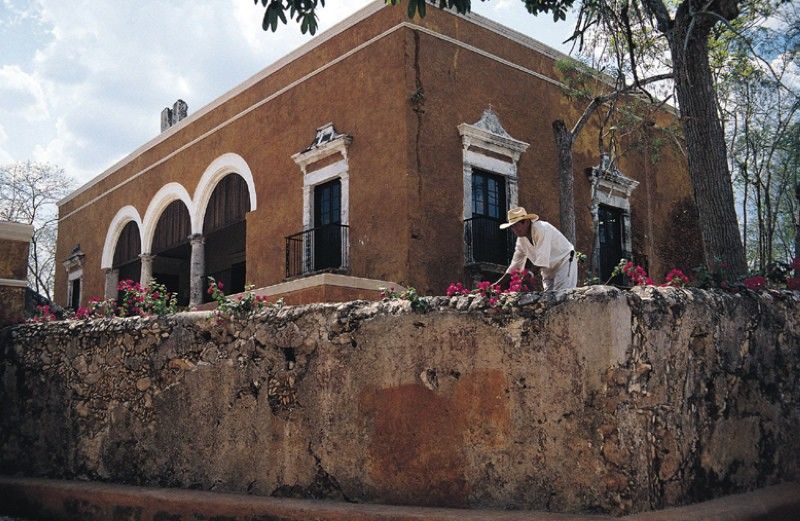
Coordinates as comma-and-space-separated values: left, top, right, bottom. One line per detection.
506, 220, 574, 279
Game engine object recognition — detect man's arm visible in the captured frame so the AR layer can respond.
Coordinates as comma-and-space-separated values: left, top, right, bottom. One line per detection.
495, 240, 526, 287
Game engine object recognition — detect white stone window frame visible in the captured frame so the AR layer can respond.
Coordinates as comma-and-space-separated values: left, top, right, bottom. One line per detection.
63, 249, 85, 309
292, 123, 353, 274
589, 166, 640, 274
67, 269, 83, 308
457, 109, 530, 221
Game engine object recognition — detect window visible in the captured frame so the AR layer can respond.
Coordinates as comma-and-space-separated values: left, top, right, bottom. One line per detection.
289, 123, 352, 278
458, 108, 528, 272
466, 170, 513, 265
70, 279, 80, 309
598, 204, 624, 282
313, 179, 343, 271
63, 245, 85, 309
472, 170, 506, 220
587, 157, 639, 280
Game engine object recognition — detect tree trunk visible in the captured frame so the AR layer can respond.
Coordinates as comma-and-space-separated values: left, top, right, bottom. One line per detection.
668, 14, 748, 276
795, 181, 800, 271
552, 120, 576, 244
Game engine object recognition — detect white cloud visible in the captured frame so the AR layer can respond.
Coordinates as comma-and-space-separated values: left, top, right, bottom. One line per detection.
0, 123, 13, 163
0, 64, 49, 121
31, 117, 89, 179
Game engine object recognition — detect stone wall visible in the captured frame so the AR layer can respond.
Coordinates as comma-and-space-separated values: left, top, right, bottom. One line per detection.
1, 287, 798, 516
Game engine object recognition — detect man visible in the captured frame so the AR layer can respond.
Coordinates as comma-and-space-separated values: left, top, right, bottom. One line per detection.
495, 207, 577, 291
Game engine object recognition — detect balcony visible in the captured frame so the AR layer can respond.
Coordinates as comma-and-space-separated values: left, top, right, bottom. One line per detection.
464, 215, 515, 267
285, 224, 349, 278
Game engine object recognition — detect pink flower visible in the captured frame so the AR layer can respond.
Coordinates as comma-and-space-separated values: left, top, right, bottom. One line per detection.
488, 297, 499, 306
446, 282, 466, 297
744, 275, 765, 291
664, 268, 689, 287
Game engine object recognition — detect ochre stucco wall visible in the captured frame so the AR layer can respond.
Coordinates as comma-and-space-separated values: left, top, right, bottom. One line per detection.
2, 288, 798, 515
0, 234, 31, 327
0, 239, 29, 281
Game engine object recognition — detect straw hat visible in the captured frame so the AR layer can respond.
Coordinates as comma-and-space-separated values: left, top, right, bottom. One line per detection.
499, 206, 539, 229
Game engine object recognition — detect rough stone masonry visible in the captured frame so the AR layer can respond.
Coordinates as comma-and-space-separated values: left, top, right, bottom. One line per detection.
1, 286, 798, 516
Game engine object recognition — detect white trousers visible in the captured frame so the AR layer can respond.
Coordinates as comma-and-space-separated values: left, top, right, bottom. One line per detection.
541, 252, 578, 291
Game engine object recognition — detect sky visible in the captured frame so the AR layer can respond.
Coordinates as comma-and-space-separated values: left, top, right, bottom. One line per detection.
0, 0, 578, 186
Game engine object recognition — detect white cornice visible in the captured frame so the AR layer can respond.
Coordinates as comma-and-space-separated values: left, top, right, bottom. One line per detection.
590, 168, 640, 198
0, 221, 34, 242
458, 108, 529, 161
252, 273, 404, 297
292, 123, 353, 175
0, 278, 28, 288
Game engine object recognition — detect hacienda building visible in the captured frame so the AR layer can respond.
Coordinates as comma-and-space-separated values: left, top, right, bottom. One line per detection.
54, 0, 702, 309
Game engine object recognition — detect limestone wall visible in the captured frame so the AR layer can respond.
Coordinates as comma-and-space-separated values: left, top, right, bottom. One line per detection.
1, 287, 798, 516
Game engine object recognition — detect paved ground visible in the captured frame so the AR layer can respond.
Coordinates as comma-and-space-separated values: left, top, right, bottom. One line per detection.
1, 476, 799, 521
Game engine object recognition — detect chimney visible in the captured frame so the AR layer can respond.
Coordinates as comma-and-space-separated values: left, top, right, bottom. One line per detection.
160, 107, 173, 132
160, 99, 188, 132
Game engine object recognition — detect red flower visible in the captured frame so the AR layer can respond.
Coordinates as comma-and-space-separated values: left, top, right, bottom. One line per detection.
446, 282, 465, 297
744, 275, 766, 291
664, 268, 689, 287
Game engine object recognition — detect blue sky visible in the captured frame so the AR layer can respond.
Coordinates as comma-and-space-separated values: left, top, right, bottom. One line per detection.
0, 0, 577, 184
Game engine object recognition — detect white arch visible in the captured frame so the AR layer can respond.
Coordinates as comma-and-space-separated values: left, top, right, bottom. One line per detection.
141, 182, 195, 254
192, 152, 257, 234
101, 205, 143, 270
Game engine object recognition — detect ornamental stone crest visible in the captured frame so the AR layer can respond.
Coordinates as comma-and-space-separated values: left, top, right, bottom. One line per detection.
292, 122, 353, 175
302, 122, 351, 153
457, 107, 529, 161
473, 107, 511, 138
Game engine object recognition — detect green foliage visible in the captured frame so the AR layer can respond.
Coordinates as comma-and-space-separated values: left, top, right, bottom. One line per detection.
207, 276, 280, 320
255, 0, 323, 34
256, 0, 576, 34
554, 58, 595, 100
117, 279, 178, 317
379, 286, 430, 311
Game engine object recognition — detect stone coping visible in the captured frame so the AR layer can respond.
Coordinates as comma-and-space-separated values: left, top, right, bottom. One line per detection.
0, 221, 33, 242
0, 278, 28, 288
0, 477, 797, 521
252, 273, 404, 297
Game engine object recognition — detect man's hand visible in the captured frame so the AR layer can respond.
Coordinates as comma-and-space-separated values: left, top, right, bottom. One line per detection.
494, 273, 510, 289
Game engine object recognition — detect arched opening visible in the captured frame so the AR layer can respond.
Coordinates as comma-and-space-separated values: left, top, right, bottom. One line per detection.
113, 221, 142, 283
151, 200, 192, 306
202, 173, 250, 299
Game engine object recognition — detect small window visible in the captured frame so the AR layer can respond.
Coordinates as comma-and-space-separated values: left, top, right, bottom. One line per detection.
69, 277, 81, 309
472, 170, 506, 220
599, 204, 624, 282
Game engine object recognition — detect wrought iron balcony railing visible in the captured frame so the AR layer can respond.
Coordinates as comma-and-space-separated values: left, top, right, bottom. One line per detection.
285, 223, 349, 278
464, 215, 516, 266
